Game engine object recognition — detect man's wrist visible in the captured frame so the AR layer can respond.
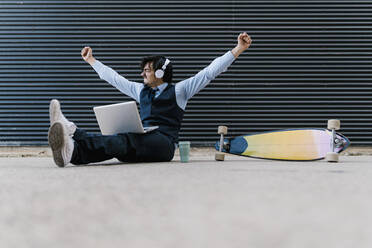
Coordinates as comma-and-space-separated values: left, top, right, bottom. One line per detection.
87, 57, 96, 66
231, 45, 245, 58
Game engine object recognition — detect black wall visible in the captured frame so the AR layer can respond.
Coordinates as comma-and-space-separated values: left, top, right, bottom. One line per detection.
1, 0, 371, 146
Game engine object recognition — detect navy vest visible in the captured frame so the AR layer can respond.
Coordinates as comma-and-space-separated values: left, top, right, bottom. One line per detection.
139, 84, 184, 143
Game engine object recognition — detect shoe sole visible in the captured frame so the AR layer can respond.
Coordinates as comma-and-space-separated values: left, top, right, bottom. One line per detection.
49, 99, 60, 125
48, 122, 66, 167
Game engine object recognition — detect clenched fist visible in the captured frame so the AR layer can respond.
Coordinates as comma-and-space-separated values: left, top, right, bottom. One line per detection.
237, 32, 252, 50
81, 46, 95, 65
231, 32, 252, 58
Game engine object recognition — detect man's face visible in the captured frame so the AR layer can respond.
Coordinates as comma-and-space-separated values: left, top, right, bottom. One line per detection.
141, 62, 158, 87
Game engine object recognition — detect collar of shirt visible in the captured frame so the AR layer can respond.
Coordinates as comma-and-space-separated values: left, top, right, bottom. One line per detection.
153, 83, 168, 98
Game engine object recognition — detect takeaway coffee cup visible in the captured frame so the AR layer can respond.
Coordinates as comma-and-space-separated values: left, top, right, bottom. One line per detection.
178, 141, 190, 163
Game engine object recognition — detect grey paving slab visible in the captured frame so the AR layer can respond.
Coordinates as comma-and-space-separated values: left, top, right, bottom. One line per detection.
0, 154, 371, 248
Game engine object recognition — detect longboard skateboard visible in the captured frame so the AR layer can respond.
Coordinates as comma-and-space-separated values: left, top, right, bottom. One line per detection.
215, 120, 350, 162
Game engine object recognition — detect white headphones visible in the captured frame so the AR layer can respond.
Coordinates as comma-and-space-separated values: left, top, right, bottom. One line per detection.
155, 58, 170, 79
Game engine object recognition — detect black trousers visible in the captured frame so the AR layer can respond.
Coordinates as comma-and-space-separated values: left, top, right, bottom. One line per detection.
70, 128, 175, 165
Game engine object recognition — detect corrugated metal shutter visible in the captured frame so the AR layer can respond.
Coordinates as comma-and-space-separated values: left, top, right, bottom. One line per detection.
1, 0, 371, 146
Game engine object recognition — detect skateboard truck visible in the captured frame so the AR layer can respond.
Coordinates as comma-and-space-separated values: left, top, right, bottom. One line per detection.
215, 126, 227, 161
326, 119, 340, 163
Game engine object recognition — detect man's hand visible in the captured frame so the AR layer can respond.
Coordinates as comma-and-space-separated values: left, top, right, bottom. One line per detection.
81, 46, 96, 65
231, 32, 252, 58
237, 32, 252, 50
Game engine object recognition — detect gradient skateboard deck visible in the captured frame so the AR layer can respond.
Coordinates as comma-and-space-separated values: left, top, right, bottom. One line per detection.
215, 128, 350, 161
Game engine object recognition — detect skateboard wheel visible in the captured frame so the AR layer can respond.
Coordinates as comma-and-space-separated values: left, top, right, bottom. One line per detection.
215, 152, 225, 161
218, 126, 228, 135
327, 119, 340, 130
326, 152, 339, 162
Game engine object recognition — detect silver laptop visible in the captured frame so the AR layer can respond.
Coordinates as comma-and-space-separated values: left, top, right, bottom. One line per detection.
93, 101, 158, 135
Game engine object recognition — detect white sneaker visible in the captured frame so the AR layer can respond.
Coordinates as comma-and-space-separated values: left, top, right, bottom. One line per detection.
48, 121, 74, 167
49, 99, 77, 135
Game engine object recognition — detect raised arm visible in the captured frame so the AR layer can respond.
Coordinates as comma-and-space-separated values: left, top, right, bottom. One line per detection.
175, 33, 252, 109
81, 47, 142, 102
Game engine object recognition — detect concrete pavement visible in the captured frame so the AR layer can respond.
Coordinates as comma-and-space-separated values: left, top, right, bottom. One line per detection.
0, 148, 371, 248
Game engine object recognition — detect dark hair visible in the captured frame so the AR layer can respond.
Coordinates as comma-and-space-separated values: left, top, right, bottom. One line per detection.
140, 55, 173, 83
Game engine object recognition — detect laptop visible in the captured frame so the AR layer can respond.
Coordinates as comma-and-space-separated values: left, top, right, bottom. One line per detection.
93, 101, 158, 135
